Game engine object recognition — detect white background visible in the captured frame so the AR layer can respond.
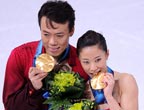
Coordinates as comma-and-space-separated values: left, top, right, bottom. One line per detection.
0, 0, 144, 109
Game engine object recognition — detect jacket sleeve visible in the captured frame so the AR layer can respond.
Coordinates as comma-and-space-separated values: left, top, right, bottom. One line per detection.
3, 48, 45, 110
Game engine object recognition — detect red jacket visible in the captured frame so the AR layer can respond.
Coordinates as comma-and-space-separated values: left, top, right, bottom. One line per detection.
3, 41, 88, 110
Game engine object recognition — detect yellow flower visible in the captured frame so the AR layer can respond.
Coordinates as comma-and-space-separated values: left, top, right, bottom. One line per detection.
53, 72, 76, 92
68, 101, 83, 110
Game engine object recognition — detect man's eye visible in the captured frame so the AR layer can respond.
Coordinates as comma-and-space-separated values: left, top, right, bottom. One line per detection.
44, 33, 49, 36
57, 34, 64, 37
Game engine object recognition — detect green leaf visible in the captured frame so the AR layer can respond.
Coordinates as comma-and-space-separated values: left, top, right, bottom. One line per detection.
43, 97, 72, 110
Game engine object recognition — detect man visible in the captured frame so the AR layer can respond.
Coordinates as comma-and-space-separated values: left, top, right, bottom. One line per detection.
3, 1, 88, 110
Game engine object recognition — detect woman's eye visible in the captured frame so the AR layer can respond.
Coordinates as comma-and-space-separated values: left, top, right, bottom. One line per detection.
95, 58, 101, 63
83, 61, 89, 64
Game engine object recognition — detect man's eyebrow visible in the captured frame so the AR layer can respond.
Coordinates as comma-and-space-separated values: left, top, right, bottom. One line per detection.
56, 32, 64, 34
42, 30, 48, 33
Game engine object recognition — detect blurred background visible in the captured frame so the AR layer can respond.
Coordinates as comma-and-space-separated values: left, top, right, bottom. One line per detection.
0, 0, 144, 109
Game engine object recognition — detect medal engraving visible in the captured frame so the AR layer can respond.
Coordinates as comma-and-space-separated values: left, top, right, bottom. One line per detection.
90, 72, 106, 90
36, 53, 55, 72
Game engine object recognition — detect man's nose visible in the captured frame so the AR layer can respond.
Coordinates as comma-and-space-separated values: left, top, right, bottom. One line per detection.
49, 36, 57, 45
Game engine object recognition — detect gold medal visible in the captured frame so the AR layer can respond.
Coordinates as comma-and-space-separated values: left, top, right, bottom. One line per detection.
90, 72, 106, 90
35, 53, 55, 72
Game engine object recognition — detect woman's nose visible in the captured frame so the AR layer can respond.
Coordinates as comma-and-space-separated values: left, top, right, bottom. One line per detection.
90, 63, 97, 73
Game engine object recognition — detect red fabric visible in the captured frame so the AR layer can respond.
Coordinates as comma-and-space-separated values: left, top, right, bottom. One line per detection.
3, 40, 88, 110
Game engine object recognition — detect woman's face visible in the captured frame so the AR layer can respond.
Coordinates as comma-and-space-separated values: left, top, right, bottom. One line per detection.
79, 45, 109, 78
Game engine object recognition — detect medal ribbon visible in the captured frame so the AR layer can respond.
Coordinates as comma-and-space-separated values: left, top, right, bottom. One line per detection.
33, 40, 43, 67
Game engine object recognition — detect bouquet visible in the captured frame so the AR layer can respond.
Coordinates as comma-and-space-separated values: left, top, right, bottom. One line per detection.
43, 71, 95, 110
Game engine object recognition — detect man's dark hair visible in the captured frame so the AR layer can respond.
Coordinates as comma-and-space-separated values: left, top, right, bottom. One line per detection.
38, 0, 75, 32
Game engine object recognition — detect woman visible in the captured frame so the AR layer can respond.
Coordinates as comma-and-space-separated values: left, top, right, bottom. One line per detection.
77, 30, 138, 110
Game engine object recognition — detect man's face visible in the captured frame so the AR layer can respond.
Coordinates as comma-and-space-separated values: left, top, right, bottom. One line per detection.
40, 16, 74, 59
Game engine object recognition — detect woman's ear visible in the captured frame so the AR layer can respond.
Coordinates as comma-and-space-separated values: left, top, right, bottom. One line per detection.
106, 49, 109, 60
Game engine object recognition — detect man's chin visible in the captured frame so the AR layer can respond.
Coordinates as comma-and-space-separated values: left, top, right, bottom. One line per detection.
49, 53, 60, 59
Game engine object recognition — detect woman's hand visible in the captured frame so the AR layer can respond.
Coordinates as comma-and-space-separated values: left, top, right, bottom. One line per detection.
103, 73, 115, 97
28, 67, 48, 90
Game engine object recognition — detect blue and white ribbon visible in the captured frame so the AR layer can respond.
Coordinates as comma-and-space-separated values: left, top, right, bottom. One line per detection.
91, 66, 114, 104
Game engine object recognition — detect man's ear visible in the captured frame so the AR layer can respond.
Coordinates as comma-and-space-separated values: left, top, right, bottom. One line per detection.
69, 27, 75, 37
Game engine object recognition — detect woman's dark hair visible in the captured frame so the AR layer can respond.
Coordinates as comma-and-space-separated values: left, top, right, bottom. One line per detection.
77, 30, 108, 56
38, 0, 75, 32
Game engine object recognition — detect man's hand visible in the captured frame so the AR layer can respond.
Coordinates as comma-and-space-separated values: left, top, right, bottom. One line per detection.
84, 81, 95, 101
28, 67, 48, 90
